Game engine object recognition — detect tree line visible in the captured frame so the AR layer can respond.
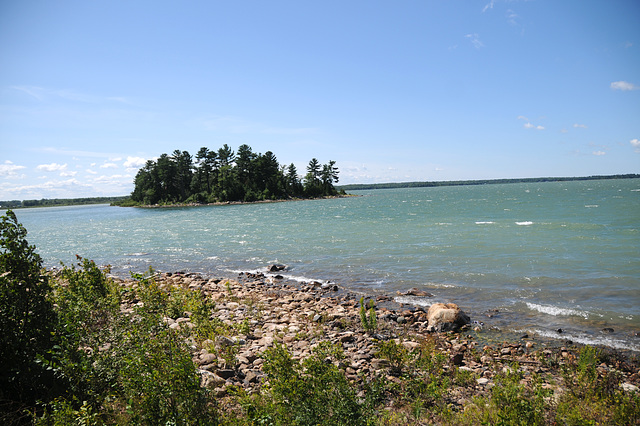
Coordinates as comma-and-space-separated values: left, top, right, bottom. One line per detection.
338, 174, 640, 191
128, 144, 341, 205
0, 197, 130, 210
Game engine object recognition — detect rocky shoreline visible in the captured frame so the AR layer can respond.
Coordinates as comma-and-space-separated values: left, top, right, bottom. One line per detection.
111, 269, 640, 408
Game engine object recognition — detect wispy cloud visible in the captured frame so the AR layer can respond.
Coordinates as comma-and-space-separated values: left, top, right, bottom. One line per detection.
100, 163, 119, 169
631, 139, 640, 153
36, 163, 68, 172
39, 147, 121, 159
610, 81, 638, 91
573, 123, 588, 129
200, 114, 317, 136
10, 85, 135, 104
482, 0, 496, 12
506, 9, 519, 26
465, 33, 484, 49
592, 151, 606, 156
0, 161, 26, 177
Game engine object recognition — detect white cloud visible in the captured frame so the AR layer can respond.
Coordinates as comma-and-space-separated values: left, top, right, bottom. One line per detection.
631, 138, 640, 153
573, 123, 588, 129
465, 33, 484, 49
517, 115, 529, 121
523, 122, 544, 130
610, 81, 638, 91
482, 0, 495, 12
506, 9, 519, 26
86, 169, 98, 175
0, 161, 26, 177
59, 171, 78, 177
592, 151, 606, 156
100, 163, 118, 169
37, 163, 68, 172
123, 156, 147, 168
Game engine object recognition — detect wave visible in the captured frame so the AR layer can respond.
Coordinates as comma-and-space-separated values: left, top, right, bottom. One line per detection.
515, 221, 533, 226
534, 329, 640, 352
475, 221, 495, 225
525, 302, 593, 319
394, 296, 433, 308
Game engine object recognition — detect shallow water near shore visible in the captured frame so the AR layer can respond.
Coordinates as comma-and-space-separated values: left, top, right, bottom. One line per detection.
6, 178, 640, 351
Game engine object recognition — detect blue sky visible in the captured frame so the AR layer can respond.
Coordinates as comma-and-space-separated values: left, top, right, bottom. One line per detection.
1, 0, 639, 200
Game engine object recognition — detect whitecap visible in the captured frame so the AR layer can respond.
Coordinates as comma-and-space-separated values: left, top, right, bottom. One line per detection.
533, 329, 640, 352
475, 221, 495, 225
394, 296, 433, 308
525, 302, 590, 319
515, 221, 533, 226
585, 205, 598, 208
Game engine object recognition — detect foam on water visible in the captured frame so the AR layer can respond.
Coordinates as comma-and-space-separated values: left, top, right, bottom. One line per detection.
534, 329, 640, 352
515, 221, 533, 226
526, 302, 594, 319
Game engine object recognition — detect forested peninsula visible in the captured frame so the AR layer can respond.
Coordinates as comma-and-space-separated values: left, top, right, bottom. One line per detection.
114, 144, 341, 207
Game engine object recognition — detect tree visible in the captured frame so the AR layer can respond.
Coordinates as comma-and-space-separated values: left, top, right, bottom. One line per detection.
172, 150, 193, 202
304, 158, 322, 197
286, 163, 303, 197
321, 160, 340, 195
0, 210, 57, 414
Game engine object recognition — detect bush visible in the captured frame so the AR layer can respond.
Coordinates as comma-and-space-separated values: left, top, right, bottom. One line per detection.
241, 342, 376, 425
0, 210, 58, 423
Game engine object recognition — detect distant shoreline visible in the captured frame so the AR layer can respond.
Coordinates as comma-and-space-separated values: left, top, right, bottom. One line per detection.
337, 173, 640, 191
2, 173, 638, 209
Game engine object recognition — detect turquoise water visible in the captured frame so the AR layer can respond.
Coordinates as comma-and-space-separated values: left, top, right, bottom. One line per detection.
6, 179, 640, 351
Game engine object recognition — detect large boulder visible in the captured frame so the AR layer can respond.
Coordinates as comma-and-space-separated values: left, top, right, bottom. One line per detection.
426, 303, 470, 332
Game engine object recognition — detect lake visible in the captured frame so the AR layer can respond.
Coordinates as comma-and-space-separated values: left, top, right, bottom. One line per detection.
6, 178, 640, 351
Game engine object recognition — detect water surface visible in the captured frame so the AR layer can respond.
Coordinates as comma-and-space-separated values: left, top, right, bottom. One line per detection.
8, 179, 640, 351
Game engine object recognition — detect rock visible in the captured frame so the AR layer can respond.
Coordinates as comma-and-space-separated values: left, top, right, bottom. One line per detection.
451, 352, 465, 366
199, 370, 226, 388
197, 353, 218, 366
622, 383, 639, 393
267, 264, 286, 272
476, 378, 491, 386
216, 369, 235, 380
244, 370, 260, 384
426, 303, 471, 332
601, 328, 614, 334
396, 316, 406, 325
217, 336, 236, 347
396, 287, 434, 297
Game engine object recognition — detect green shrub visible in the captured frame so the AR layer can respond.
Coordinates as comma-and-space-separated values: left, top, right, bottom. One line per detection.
459, 365, 549, 426
359, 297, 377, 332
555, 346, 640, 425
0, 210, 58, 422
242, 342, 376, 425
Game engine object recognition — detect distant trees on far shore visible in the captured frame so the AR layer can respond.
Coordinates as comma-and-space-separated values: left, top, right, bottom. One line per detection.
127, 144, 341, 205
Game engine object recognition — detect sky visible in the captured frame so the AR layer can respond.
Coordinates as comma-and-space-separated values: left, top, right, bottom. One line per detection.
1, 0, 639, 200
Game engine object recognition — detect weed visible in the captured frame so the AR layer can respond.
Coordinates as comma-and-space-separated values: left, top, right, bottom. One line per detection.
359, 297, 377, 332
